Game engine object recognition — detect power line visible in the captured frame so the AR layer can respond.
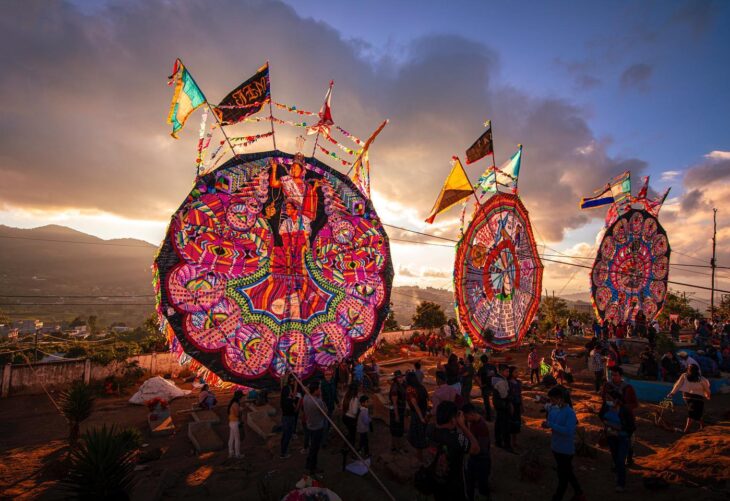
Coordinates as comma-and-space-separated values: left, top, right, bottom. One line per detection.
0, 234, 154, 248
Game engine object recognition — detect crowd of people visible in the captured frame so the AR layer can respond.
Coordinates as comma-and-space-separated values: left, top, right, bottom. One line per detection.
205, 315, 728, 500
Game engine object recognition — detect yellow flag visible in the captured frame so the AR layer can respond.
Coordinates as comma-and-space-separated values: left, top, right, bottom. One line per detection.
425, 156, 474, 224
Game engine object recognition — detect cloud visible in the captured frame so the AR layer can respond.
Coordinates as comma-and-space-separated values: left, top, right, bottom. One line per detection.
670, 0, 720, 38
422, 268, 450, 279
660, 170, 681, 181
620, 63, 653, 91
684, 152, 730, 187
553, 58, 601, 91
0, 0, 647, 249
398, 265, 418, 278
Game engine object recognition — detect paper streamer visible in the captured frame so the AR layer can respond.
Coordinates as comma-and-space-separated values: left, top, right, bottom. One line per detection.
316, 144, 352, 166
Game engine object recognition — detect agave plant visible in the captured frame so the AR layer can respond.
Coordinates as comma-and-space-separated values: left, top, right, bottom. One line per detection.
64, 425, 136, 499
60, 381, 95, 445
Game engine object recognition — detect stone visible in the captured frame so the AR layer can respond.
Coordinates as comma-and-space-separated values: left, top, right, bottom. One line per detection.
191, 409, 220, 424
247, 410, 277, 440
187, 421, 224, 453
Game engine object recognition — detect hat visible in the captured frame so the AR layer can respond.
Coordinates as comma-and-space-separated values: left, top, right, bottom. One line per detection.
678, 351, 688, 358
391, 370, 403, 379
697, 350, 706, 355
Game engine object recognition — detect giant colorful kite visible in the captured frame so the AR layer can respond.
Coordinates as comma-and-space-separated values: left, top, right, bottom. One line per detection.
581, 174, 671, 324
454, 193, 543, 348
154, 152, 392, 388
591, 208, 670, 323
426, 127, 543, 349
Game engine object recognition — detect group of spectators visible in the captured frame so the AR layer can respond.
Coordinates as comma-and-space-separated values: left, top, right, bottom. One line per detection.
216, 316, 726, 499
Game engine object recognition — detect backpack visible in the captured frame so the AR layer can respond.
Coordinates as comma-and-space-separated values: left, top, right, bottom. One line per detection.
414, 444, 449, 494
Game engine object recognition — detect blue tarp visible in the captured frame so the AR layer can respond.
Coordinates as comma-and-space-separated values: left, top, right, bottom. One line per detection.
625, 375, 730, 405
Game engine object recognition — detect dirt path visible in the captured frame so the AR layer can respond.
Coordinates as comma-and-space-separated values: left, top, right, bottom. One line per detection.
1, 338, 728, 500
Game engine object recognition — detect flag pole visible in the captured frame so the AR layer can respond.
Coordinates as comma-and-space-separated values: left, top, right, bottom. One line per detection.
266, 61, 277, 151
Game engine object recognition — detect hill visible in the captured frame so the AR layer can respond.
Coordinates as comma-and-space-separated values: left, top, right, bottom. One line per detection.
0, 225, 457, 327
0, 225, 158, 325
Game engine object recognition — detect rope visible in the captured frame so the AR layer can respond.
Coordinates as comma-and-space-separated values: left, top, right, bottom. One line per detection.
18, 352, 67, 419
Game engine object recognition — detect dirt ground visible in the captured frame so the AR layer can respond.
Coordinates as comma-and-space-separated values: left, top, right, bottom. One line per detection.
1, 338, 728, 501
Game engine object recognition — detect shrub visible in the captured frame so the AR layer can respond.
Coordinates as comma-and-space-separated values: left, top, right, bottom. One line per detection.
60, 381, 95, 445
63, 425, 136, 499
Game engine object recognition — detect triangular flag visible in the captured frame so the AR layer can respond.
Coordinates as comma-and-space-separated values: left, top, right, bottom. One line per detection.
351, 119, 389, 198
425, 157, 474, 224
213, 62, 270, 125
167, 59, 206, 139
637, 175, 650, 200
476, 145, 522, 193
308, 80, 334, 135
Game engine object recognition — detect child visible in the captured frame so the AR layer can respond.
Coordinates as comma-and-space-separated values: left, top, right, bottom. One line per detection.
356, 394, 371, 457
527, 345, 540, 385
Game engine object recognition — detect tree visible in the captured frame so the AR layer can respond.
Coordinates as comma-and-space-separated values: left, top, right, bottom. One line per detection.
539, 296, 569, 331
412, 301, 447, 330
87, 315, 98, 335
383, 304, 400, 332
657, 290, 700, 323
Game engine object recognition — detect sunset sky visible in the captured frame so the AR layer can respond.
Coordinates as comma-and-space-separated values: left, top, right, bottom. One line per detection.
1, 0, 729, 300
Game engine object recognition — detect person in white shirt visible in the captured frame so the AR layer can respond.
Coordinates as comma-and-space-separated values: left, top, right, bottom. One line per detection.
668, 364, 710, 432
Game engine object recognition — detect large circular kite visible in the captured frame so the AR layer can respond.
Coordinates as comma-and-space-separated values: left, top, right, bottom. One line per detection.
591, 208, 669, 324
154, 151, 393, 388
454, 193, 543, 348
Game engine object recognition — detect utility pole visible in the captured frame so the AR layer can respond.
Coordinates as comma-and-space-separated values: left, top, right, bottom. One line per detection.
710, 208, 717, 320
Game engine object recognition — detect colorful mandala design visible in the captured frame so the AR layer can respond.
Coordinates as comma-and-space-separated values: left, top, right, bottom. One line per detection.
454, 193, 543, 348
154, 151, 393, 388
591, 209, 670, 324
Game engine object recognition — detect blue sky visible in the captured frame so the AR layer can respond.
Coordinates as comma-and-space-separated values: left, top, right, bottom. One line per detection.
284, 0, 730, 185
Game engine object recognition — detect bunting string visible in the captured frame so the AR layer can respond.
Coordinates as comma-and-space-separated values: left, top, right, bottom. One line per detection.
273, 101, 319, 116
335, 125, 364, 146
316, 144, 353, 166
229, 131, 275, 148
323, 132, 362, 156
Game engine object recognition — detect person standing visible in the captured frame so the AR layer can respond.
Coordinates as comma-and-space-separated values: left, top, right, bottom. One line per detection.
599, 392, 635, 492
601, 367, 638, 465
341, 383, 360, 448
227, 389, 244, 459
414, 361, 425, 384
542, 386, 585, 501
588, 346, 605, 393
302, 382, 326, 475
477, 354, 496, 421
320, 368, 338, 447
527, 345, 541, 385
429, 401, 480, 501
507, 366, 524, 450
668, 364, 711, 432
405, 371, 429, 462
551, 342, 568, 372
462, 403, 491, 501
461, 354, 475, 403
389, 370, 407, 453
432, 371, 458, 413
279, 376, 300, 459
356, 394, 371, 457
492, 364, 513, 452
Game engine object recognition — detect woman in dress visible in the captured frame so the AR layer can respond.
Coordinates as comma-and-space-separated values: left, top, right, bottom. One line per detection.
668, 364, 711, 432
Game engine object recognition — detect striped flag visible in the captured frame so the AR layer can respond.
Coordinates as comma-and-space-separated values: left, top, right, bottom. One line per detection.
167, 59, 206, 138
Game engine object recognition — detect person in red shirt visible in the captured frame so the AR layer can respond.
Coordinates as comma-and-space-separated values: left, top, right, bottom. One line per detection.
601, 367, 639, 466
